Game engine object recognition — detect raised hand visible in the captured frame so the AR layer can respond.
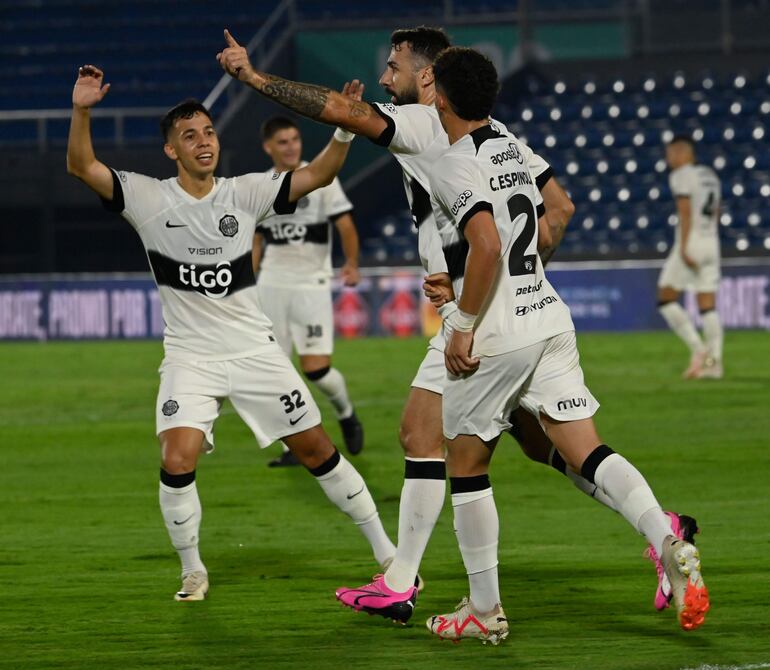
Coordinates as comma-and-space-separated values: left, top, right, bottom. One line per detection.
341, 79, 365, 102
72, 65, 110, 109
423, 272, 454, 307
216, 29, 253, 81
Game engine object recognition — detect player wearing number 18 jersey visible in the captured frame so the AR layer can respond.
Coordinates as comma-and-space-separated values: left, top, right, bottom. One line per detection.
67, 66, 395, 602
423, 47, 708, 642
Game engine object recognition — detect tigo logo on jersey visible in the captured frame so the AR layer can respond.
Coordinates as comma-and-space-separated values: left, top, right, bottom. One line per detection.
219, 214, 239, 237
265, 222, 308, 244
451, 190, 473, 216
178, 261, 233, 299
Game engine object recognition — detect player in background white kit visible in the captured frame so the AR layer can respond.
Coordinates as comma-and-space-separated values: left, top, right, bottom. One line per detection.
255, 116, 364, 468
422, 47, 709, 642
658, 135, 724, 379
216, 26, 699, 625
67, 64, 396, 602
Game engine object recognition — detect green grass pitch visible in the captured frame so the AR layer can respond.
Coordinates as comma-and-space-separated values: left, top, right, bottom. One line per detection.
1, 332, 769, 670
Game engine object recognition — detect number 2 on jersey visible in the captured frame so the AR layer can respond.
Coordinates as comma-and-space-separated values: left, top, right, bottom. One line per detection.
506, 193, 537, 276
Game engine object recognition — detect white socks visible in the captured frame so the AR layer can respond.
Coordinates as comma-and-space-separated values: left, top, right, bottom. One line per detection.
451, 476, 500, 615
583, 446, 672, 556
159, 471, 206, 577
548, 447, 617, 511
307, 367, 353, 420
701, 309, 723, 361
311, 450, 395, 565
659, 301, 706, 354
384, 458, 446, 592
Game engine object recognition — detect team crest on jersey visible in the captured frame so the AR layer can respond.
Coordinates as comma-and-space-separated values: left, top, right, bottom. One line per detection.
219, 214, 239, 237
162, 399, 179, 416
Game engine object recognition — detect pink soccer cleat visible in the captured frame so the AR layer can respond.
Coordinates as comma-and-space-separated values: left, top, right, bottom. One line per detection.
644, 511, 699, 610
335, 574, 417, 624
683, 350, 708, 379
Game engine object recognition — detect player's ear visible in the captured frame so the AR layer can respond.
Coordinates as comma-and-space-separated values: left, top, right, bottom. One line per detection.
163, 142, 178, 161
420, 65, 434, 88
262, 141, 272, 158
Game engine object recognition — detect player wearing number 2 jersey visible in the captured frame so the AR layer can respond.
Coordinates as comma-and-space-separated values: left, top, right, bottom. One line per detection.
67, 65, 396, 603
422, 47, 709, 642
658, 135, 724, 379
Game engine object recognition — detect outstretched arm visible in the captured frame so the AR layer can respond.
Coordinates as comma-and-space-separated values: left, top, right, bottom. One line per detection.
334, 213, 360, 286
216, 30, 388, 140
67, 65, 114, 199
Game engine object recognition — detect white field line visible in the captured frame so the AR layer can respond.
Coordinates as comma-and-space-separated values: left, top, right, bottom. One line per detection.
681, 663, 770, 670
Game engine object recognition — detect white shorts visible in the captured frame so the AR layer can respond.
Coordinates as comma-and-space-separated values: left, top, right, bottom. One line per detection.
257, 283, 334, 356
658, 241, 721, 293
156, 342, 322, 449
443, 331, 599, 442
411, 345, 446, 395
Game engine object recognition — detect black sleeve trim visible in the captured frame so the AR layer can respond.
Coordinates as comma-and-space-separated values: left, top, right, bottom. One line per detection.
99, 169, 125, 213
536, 203, 546, 218
329, 208, 354, 224
368, 104, 396, 147
535, 166, 554, 191
273, 171, 298, 215
458, 201, 493, 234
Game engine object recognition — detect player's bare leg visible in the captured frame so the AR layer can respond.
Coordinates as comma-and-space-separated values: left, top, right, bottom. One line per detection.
696, 292, 723, 379
336, 388, 441, 622
158, 427, 208, 601
301, 354, 364, 455
657, 286, 707, 378
540, 415, 709, 629
426, 434, 508, 644
283, 425, 395, 566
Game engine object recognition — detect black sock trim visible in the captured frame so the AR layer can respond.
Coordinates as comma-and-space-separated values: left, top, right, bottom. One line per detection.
449, 474, 490, 494
304, 366, 331, 381
405, 459, 446, 480
580, 444, 615, 485
309, 449, 341, 477
160, 469, 195, 488
699, 308, 716, 315
550, 449, 567, 474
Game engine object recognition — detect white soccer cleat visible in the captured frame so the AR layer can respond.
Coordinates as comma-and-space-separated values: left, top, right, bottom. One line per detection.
660, 536, 710, 630
174, 571, 209, 601
682, 350, 708, 379
427, 597, 509, 645
696, 357, 723, 379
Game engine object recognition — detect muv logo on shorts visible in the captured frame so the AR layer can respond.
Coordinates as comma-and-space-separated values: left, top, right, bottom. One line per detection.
557, 397, 587, 411
147, 250, 255, 299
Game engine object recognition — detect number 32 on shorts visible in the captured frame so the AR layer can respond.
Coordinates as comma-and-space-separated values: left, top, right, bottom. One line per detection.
279, 389, 306, 414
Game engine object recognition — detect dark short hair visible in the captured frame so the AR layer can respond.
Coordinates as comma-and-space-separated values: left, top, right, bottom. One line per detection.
433, 47, 499, 121
261, 115, 300, 141
668, 134, 696, 150
390, 26, 451, 67
160, 99, 212, 141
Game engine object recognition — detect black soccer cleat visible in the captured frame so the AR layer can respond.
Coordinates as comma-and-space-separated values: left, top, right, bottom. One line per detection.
339, 411, 364, 455
268, 450, 300, 468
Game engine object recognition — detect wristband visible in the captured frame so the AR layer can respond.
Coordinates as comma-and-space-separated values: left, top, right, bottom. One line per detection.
447, 308, 477, 333
333, 127, 356, 143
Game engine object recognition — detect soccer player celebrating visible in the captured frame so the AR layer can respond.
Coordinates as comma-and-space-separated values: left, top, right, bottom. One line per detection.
254, 116, 364, 467
658, 135, 724, 379
216, 27, 698, 624
421, 47, 709, 642
67, 65, 396, 601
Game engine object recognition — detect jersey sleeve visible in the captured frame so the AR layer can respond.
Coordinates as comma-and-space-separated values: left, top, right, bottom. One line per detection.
669, 168, 695, 198
235, 171, 298, 224
369, 102, 438, 155
323, 176, 354, 220
100, 169, 165, 230
519, 141, 553, 190
430, 155, 492, 234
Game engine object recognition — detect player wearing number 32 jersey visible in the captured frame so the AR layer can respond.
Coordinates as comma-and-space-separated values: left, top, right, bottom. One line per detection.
421, 47, 709, 642
67, 66, 396, 603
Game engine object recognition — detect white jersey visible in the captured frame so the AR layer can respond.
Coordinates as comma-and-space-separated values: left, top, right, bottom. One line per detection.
669, 164, 721, 248
103, 168, 297, 360
370, 102, 553, 276
429, 123, 574, 357
258, 163, 353, 289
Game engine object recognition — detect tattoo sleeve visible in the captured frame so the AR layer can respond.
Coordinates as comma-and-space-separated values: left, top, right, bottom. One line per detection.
258, 73, 331, 120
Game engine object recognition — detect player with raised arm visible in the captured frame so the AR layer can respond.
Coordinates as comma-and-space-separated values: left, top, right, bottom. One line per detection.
254, 116, 364, 468
67, 65, 396, 602
658, 135, 723, 379
216, 27, 697, 624
422, 48, 709, 643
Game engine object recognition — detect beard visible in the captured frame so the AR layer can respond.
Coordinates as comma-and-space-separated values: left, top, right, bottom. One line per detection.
387, 82, 420, 106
